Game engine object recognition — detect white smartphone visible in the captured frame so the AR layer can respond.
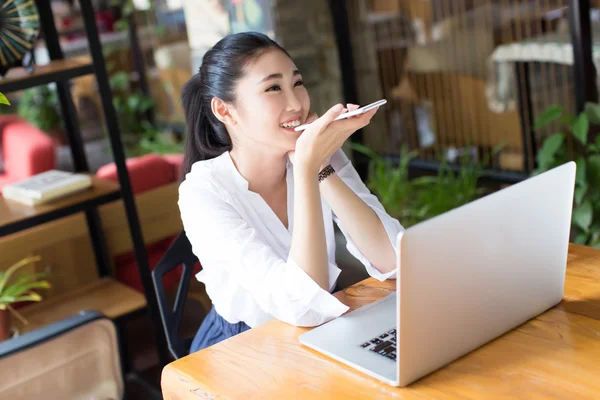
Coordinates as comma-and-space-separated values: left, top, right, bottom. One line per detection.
294, 99, 387, 131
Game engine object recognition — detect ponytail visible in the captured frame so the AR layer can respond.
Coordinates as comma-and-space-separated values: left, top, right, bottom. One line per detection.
180, 74, 231, 181
180, 32, 291, 181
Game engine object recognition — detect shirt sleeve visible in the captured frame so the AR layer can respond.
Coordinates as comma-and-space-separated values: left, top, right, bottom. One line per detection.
329, 149, 404, 281
178, 180, 349, 327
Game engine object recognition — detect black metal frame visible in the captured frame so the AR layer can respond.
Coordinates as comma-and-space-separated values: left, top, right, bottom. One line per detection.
0, 63, 93, 93
151, 231, 199, 360
0, 0, 171, 377
0, 189, 120, 237
569, 0, 598, 111
77, 0, 171, 368
407, 158, 529, 185
514, 62, 537, 174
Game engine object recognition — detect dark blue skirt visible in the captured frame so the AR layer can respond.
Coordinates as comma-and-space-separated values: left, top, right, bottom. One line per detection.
189, 306, 251, 354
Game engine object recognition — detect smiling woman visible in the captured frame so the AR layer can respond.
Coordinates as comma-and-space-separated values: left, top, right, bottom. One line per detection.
178, 32, 402, 354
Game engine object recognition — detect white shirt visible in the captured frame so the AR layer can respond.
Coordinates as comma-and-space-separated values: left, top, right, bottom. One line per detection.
178, 148, 404, 328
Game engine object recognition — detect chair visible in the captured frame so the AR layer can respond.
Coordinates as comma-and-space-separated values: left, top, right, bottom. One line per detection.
0, 310, 124, 400
152, 230, 200, 359
97, 153, 184, 293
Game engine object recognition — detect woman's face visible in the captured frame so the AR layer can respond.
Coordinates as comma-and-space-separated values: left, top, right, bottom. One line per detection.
228, 48, 310, 154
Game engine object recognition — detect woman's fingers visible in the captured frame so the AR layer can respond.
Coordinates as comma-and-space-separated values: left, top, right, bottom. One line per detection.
339, 106, 378, 130
311, 103, 344, 133
332, 106, 378, 143
306, 111, 319, 124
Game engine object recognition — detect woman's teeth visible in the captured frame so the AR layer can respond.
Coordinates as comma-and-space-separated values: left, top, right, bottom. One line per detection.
281, 119, 300, 128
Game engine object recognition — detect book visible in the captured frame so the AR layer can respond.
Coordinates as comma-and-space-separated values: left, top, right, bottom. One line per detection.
1, 170, 93, 206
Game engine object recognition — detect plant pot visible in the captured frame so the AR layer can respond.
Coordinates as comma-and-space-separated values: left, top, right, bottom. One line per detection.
0, 309, 11, 341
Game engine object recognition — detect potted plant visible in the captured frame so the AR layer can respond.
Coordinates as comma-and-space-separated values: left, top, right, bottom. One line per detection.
533, 102, 600, 248
350, 143, 486, 228
0, 255, 50, 341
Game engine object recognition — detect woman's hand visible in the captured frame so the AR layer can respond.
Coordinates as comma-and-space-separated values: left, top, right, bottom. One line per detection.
291, 103, 376, 174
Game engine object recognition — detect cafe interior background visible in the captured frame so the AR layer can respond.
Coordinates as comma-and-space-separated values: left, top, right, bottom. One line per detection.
0, 0, 599, 398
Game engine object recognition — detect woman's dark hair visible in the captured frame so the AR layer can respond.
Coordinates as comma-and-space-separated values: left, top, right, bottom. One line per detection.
180, 32, 290, 180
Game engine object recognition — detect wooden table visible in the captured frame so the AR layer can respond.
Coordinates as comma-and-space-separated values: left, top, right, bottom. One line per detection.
162, 243, 600, 399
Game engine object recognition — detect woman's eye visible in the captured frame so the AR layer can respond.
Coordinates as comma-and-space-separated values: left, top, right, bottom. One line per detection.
266, 85, 281, 92
294, 80, 304, 87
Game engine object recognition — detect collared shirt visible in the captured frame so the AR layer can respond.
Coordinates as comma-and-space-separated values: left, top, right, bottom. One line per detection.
178, 149, 404, 328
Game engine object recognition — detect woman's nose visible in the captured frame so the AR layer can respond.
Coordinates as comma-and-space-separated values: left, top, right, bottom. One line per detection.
286, 91, 301, 112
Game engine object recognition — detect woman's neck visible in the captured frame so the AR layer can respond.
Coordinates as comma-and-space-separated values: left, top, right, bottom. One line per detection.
229, 146, 288, 193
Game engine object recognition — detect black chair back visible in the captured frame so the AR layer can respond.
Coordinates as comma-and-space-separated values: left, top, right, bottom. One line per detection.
151, 231, 199, 359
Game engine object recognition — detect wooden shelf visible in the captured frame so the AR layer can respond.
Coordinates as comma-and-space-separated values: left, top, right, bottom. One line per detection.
0, 176, 120, 237
14, 277, 147, 334
0, 59, 94, 93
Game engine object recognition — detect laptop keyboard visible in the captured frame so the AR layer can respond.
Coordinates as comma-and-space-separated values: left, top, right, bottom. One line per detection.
359, 328, 397, 361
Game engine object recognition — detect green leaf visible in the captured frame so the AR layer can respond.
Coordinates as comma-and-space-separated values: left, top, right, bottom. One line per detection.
588, 155, 600, 188
122, 0, 134, 16
589, 229, 600, 248
115, 19, 129, 32
558, 115, 576, 125
138, 96, 154, 113
10, 293, 42, 303
0, 92, 10, 105
2, 280, 50, 299
575, 182, 588, 206
127, 95, 141, 110
573, 201, 593, 232
0, 256, 40, 295
572, 113, 589, 145
536, 133, 565, 170
5, 271, 48, 288
576, 156, 587, 185
534, 105, 563, 129
585, 102, 600, 124
109, 72, 129, 91
574, 232, 589, 245
141, 120, 154, 132
349, 141, 381, 160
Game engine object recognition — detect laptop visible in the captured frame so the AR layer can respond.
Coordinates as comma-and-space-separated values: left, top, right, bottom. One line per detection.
299, 161, 576, 387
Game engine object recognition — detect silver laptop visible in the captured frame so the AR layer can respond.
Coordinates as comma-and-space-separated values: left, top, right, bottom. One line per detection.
300, 161, 576, 387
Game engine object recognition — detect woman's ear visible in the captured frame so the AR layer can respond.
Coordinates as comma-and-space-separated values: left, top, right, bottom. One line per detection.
211, 97, 237, 126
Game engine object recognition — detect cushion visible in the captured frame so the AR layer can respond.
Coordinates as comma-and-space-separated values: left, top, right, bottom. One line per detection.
161, 153, 184, 180
0, 115, 23, 174
96, 153, 175, 194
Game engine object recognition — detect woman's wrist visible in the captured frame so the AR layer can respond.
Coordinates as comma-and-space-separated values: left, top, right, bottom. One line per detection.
294, 161, 318, 177
293, 158, 335, 182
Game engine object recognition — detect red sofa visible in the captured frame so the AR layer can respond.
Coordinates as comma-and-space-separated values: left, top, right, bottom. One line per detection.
0, 116, 56, 190
96, 153, 193, 292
